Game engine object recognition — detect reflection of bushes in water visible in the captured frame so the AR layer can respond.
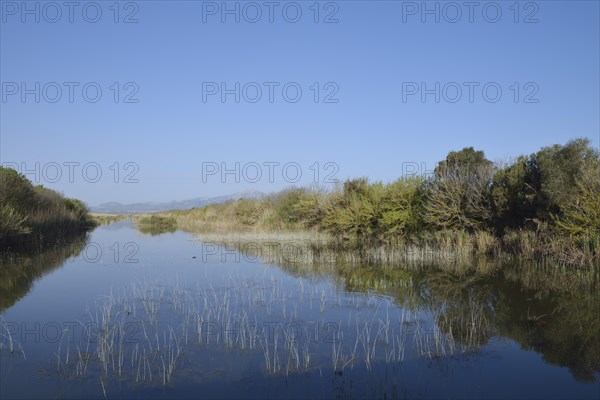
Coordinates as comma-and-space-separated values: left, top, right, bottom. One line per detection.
0, 234, 88, 312
423, 272, 497, 350
197, 232, 477, 273
200, 236, 600, 382
491, 265, 600, 383
361, 261, 599, 382
136, 215, 177, 236
420, 264, 599, 382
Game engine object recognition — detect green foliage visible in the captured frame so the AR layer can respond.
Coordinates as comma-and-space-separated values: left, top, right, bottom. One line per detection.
0, 167, 36, 214
377, 177, 425, 237
321, 179, 385, 241
492, 138, 600, 233
167, 138, 599, 265
0, 166, 95, 249
491, 156, 540, 230
554, 161, 600, 237
533, 138, 598, 217
434, 146, 493, 176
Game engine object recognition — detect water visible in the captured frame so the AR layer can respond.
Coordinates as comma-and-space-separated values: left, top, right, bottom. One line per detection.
1, 221, 598, 399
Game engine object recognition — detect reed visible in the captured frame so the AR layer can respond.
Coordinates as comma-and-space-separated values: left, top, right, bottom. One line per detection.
49, 270, 495, 389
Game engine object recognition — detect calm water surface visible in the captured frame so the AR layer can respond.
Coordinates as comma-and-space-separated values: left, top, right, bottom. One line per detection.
1, 221, 598, 399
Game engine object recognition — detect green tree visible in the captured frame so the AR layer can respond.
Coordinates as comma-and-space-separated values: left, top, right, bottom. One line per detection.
377, 177, 425, 238
531, 138, 599, 218
554, 161, 600, 236
491, 156, 539, 231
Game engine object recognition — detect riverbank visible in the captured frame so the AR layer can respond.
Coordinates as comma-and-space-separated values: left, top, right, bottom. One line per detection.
161, 205, 599, 268
160, 139, 599, 267
0, 167, 96, 252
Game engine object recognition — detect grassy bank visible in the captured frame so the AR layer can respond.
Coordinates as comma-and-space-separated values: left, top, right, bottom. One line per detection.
0, 167, 96, 251
166, 138, 599, 267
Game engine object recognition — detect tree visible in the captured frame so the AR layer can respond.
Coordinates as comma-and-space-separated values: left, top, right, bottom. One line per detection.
531, 138, 599, 218
377, 177, 425, 237
425, 147, 495, 231
491, 156, 539, 231
554, 161, 600, 236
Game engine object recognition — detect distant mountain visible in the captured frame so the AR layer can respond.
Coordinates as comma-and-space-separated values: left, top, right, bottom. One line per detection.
90, 190, 265, 214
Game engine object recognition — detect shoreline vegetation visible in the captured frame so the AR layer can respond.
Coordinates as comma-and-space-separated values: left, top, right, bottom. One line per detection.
91, 213, 126, 226
0, 167, 96, 252
162, 138, 599, 267
134, 215, 177, 236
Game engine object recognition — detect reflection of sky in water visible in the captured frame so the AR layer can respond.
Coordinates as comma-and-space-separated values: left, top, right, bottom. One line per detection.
1, 221, 598, 399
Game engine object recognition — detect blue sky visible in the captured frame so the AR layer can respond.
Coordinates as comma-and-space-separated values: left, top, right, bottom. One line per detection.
1, 0, 599, 206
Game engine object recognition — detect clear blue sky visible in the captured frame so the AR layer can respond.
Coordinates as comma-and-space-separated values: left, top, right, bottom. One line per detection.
1, 0, 599, 206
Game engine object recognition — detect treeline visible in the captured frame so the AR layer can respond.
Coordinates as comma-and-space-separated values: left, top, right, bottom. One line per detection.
0, 167, 96, 250
173, 138, 600, 265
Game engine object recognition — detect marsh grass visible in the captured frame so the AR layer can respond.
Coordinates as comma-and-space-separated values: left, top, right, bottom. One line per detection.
46, 268, 498, 394
0, 316, 26, 359
196, 231, 482, 268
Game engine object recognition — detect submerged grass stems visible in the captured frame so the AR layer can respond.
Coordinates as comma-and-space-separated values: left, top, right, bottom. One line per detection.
46, 271, 490, 390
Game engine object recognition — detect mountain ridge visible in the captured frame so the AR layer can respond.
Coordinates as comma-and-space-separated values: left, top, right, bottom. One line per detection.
90, 190, 265, 213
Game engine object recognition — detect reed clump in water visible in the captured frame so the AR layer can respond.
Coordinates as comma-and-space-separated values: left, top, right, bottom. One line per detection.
135, 215, 177, 236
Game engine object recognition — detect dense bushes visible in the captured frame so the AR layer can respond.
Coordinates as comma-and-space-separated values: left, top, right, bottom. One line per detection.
0, 167, 96, 249
169, 138, 599, 264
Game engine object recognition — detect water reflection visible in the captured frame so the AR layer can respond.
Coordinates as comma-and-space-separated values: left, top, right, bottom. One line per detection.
0, 234, 89, 312
1, 226, 598, 399
212, 237, 600, 383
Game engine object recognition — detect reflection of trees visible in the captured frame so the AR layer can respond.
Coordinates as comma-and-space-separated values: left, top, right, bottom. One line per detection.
0, 234, 88, 312
229, 239, 599, 382
422, 271, 497, 350
484, 263, 600, 382
198, 238, 600, 382
404, 263, 599, 383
